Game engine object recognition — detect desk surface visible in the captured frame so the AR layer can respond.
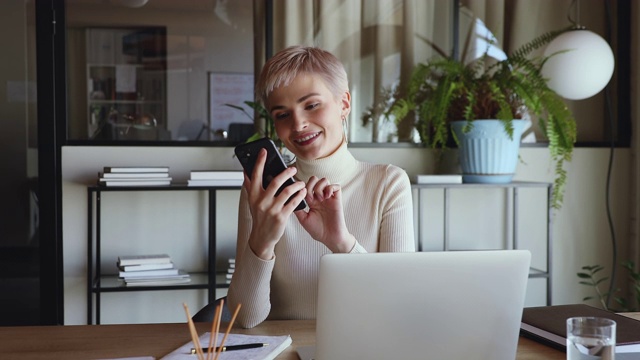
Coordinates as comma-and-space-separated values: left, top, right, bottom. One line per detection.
0, 319, 569, 360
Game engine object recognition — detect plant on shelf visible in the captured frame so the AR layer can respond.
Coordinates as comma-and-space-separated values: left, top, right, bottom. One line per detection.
388, 27, 576, 209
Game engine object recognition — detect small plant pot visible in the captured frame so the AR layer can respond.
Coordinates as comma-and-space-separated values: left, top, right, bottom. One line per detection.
451, 119, 526, 184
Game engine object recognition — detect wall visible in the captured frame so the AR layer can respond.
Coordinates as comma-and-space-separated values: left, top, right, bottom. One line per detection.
62, 145, 630, 325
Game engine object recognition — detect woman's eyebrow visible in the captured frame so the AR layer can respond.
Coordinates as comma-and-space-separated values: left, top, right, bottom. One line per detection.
269, 93, 321, 112
296, 93, 320, 103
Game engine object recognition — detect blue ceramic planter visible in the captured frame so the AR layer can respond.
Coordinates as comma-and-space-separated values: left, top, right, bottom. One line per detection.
450, 120, 526, 184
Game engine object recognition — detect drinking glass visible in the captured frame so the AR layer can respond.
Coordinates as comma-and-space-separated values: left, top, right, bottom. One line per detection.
566, 317, 616, 360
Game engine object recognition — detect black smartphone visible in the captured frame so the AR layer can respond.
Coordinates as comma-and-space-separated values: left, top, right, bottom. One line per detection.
234, 138, 307, 211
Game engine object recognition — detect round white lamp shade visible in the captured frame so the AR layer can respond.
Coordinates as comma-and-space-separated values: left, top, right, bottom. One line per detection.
542, 30, 614, 100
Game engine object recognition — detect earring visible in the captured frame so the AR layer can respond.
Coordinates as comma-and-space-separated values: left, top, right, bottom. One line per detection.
342, 116, 349, 144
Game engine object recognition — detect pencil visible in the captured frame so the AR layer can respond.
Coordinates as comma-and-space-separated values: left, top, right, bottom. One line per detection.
213, 303, 242, 360
207, 301, 223, 360
206, 305, 220, 360
183, 303, 205, 360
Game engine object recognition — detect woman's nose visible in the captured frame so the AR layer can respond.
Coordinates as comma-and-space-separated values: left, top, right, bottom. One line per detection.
291, 111, 308, 131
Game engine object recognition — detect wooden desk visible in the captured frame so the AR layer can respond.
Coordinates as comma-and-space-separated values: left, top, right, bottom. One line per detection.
0, 320, 565, 359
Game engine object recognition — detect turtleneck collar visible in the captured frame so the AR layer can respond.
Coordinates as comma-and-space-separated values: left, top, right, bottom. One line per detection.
293, 143, 358, 185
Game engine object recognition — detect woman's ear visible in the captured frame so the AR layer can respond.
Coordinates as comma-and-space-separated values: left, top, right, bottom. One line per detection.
341, 90, 351, 117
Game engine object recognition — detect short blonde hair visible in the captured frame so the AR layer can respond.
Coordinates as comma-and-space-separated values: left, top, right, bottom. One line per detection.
256, 46, 349, 107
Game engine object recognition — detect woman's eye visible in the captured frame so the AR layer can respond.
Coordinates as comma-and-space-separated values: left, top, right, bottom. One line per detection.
306, 103, 320, 110
274, 112, 289, 120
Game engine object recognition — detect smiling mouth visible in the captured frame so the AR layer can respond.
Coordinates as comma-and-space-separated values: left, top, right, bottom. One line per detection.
294, 132, 321, 144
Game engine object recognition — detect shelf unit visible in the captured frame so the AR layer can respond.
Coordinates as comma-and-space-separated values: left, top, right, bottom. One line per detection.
412, 181, 553, 305
86, 184, 240, 325
86, 27, 168, 141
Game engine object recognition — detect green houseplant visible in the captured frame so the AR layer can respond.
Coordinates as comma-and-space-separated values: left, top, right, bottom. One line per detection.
225, 101, 297, 161
389, 28, 576, 209
578, 262, 640, 312
224, 101, 275, 144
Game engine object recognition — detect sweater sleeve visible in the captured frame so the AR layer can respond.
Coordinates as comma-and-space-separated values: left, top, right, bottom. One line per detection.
226, 188, 274, 328
378, 165, 416, 252
347, 164, 415, 254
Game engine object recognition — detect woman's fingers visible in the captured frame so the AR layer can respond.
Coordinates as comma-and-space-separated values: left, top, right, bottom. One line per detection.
306, 177, 339, 203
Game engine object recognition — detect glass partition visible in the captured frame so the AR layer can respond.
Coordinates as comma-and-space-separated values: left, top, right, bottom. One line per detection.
65, 0, 254, 143
64, 0, 626, 146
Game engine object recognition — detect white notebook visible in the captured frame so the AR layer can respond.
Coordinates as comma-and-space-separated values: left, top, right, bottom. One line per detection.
160, 332, 291, 360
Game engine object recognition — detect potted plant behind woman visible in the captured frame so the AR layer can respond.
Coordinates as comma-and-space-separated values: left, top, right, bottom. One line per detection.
389, 29, 576, 209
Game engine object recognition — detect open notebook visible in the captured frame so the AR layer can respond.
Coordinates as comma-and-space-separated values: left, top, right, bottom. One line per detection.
161, 332, 291, 360
299, 250, 531, 360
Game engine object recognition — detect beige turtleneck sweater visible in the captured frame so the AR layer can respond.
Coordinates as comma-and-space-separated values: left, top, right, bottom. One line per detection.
227, 143, 415, 328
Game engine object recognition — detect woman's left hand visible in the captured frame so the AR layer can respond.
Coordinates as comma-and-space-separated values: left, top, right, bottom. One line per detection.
294, 176, 356, 253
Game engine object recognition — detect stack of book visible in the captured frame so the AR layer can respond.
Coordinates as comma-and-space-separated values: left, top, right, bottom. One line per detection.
117, 254, 190, 286
225, 258, 235, 284
187, 170, 243, 187
99, 166, 172, 187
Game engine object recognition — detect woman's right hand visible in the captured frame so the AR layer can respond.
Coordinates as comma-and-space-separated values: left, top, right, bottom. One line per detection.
245, 148, 307, 260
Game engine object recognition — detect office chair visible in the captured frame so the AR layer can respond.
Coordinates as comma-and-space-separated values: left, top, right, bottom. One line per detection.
191, 296, 232, 323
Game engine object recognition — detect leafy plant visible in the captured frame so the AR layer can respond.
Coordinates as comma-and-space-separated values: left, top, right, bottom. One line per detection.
578, 265, 611, 310
578, 262, 640, 312
361, 84, 400, 142
224, 101, 279, 146
388, 27, 576, 209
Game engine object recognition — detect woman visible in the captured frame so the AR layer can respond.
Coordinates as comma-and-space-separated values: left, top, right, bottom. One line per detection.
227, 46, 415, 328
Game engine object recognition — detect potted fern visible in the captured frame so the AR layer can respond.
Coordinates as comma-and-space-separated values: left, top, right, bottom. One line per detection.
389, 28, 576, 209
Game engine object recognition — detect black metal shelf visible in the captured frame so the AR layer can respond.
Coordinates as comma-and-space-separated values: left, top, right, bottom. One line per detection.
86, 184, 241, 324
90, 272, 230, 292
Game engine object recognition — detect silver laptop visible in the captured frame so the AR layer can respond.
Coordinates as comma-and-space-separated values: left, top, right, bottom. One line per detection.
300, 250, 531, 360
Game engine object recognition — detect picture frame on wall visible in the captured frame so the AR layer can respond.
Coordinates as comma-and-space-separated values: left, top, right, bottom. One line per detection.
207, 72, 255, 142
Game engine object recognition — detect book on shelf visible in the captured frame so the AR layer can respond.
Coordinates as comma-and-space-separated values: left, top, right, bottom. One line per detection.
160, 332, 292, 360
125, 277, 192, 287
223, 258, 236, 284
104, 166, 169, 173
119, 268, 180, 278
100, 172, 170, 179
520, 304, 640, 353
123, 271, 190, 282
187, 179, 242, 187
117, 254, 172, 266
414, 174, 463, 184
118, 262, 175, 272
100, 179, 172, 187
189, 170, 244, 180
99, 176, 173, 182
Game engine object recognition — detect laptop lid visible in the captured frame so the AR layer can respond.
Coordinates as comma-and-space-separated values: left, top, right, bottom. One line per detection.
313, 250, 531, 360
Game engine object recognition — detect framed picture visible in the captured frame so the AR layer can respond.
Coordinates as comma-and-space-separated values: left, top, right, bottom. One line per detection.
208, 72, 254, 140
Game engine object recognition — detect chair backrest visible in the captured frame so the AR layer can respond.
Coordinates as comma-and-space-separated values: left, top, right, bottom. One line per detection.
191, 296, 232, 323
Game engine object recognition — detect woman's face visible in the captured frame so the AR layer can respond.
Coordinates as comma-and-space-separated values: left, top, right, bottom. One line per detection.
267, 74, 350, 161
